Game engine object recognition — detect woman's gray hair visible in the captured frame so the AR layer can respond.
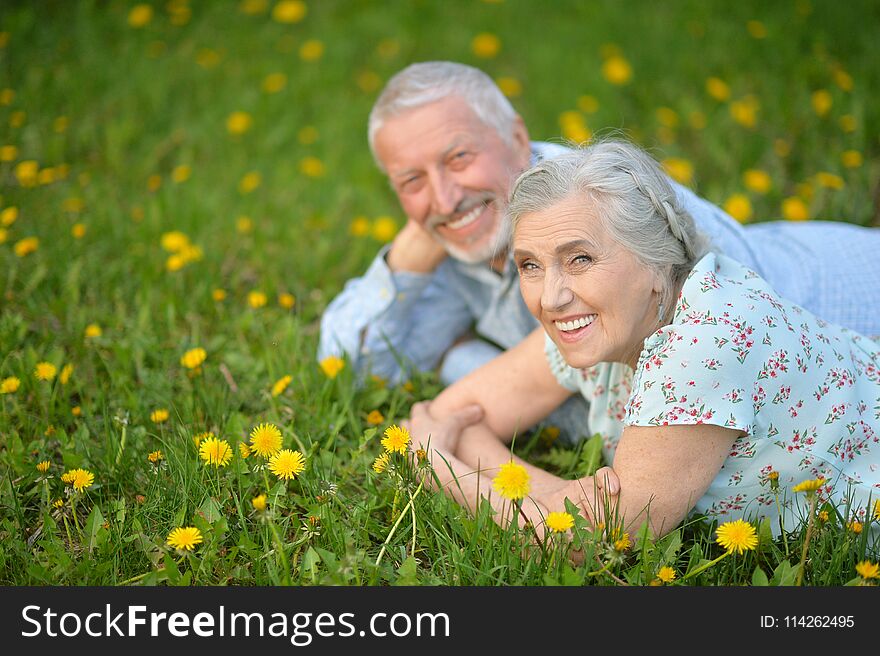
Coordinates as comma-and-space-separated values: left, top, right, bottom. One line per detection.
368, 61, 518, 171
508, 139, 710, 317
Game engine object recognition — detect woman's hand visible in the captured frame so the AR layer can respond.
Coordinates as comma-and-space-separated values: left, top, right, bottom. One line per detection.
531, 467, 620, 524
403, 400, 484, 458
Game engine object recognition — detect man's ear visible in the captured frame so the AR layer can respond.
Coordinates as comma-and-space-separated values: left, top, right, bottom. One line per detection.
511, 115, 531, 167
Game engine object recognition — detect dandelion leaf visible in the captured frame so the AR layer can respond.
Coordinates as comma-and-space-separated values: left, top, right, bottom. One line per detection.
577, 433, 604, 476
751, 566, 769, 586
394, 556, 419, 586
84, 505, 106, 553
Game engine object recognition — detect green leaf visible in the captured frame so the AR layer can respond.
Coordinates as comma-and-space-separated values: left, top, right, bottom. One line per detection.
751, 566, 769, 586
394, 556, 419, 586
84, 505, 105, 554
757, 517, 774, 553
661, 529, 683, 563
197, 497, 223, 523
577, 433, 604, 476
162, 553, 180, 585
770, 559, 800, 586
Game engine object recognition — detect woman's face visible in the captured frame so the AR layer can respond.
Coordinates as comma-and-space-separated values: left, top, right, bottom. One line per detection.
513, 194, 662, 369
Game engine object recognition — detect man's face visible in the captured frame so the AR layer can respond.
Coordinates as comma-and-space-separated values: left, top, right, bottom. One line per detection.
373, 95, 531, 263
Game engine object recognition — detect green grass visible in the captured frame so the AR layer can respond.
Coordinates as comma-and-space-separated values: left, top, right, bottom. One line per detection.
0, 0, 878, 586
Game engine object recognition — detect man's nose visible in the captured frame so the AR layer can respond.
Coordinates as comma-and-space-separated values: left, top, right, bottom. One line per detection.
429, 169, 461, 216
541, 266, 574, 310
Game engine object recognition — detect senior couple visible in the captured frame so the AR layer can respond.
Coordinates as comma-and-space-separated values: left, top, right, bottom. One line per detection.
320, 62, 880, 541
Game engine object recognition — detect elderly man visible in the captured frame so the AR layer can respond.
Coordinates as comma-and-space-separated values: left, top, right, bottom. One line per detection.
319, 60, 880, 442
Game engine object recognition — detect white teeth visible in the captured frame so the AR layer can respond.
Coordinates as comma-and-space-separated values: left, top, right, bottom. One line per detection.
554, 315, 596, 331
445, 204, 484, 230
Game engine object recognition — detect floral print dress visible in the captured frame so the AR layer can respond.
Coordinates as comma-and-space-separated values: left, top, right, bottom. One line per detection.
545, 253, 880, 536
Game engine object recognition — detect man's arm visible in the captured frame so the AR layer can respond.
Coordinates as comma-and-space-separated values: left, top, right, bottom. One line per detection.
317, 245, 474, 384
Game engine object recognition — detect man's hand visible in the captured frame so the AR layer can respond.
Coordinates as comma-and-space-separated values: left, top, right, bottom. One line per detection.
385, 220, 448, 273
403, 400, 484, 457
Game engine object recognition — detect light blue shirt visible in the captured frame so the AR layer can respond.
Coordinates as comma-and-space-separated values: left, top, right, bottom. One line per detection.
319, 142, 880, 394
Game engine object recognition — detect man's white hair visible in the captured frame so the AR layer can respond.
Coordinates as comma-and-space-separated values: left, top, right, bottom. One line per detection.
367, 61, 518, 171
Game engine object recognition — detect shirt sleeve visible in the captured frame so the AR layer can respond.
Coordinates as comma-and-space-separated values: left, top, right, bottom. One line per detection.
625, 305, 761, 435
318, 247, 474, 384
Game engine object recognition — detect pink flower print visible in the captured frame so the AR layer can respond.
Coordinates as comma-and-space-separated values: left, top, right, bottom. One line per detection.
824, 402, 850, 425
723, 388, 744, 403
752, 385, 767, 412
788, 399, 803, 418
702, 357, 720, 370
772, 385, 791, 405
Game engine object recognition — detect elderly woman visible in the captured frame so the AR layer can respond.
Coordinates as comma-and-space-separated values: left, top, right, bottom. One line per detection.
407, 139, 880, 541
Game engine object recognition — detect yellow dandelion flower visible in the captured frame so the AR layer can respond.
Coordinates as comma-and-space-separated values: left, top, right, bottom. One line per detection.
613, 533, 632, 551
128, 4, 153, 27
873, 500, 880, 522
226, 111, 253, 135
0, 228, 7, 244
495, 76, 521, 98
730, 96, 759, 128
36, 460, 51, 473
347, 216, 370, 237
0, 206, 17, 226
848, 520, 863, 534
815, 172, 844, 190
71, 223, 87, 239
212, 288, 227, 302
238, 442, 251, 458
278, 293, 295, 310
839, 114, 856, 133
471, 32, 501, 59
381, 424, 410, 455
34, 362, 56, 381
715, 519, 758, 554
69, 468, 95, 492
319, 355, 344, 379
811, 89, 832, 117
239, 171, 262, 194
268, 449, 306, 480
252, 494, 267, 512
249, 422, 283, 458
14, 236, 39, 257
661, 158, 693, 185
545, 511, 574, 533
299, 39, 324, 62
45, 425, 56, 437
366, 410, 384, 426
166, 526, 203, 551
272, 0, 307, 23
856, 561, 879, 580
171, 165, 191, 183
192, 432, 212, 447
11, 111, 27, 130
746, 20, 767, 39
371, 216, 397, 242
165, 254, 185, 271
262, 72, 287, 93
657, 566, 677, 583
62, 197, 85, 213
59, 363, 73, 385
271, 374, 292, 397
0, 87, 14, 105
724, 194, 753, 223
372, 452, 390, 474
492, 461, 530, 501
61, 471, 76, 485
656, 107, 679, 129
199, 435, 232, 467
84, 323, 102, 338
602, 55, 632, 85
240, 0, 269, 15
161, 231, 190, 253
148, 450, 164, 463
15, 160, 39, 186
705, 77, 730, 102
782, 197, 809, 221
150, 408, 169, 423
299, 156, 325, 178
792, 477, 825, 494
1, 376, 21, 394
0, 145, 17, 162
833, 69, 853, 92
247, 290, 267, 309
53, 498, 65, 509
72, 406, 82, 417
743, 169, 772, 194
180, 347, 207, 370
817, 510, 829, 522
841, 150, 862, 168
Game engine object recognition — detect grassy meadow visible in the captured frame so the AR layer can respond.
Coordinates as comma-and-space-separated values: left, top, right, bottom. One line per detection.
1, 0, 879, 586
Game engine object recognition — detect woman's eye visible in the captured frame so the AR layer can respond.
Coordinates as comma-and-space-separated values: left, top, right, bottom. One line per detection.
571, 254, 592, 266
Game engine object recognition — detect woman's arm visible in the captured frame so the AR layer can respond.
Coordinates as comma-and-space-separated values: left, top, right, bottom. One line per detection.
565, 423, 742, 538
428, 327, 573, 442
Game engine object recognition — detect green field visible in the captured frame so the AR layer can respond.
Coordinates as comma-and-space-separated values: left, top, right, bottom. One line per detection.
1, 0, 878, 586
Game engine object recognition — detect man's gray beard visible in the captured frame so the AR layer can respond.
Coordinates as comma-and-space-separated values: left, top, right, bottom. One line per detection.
440, 216, 511, 265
